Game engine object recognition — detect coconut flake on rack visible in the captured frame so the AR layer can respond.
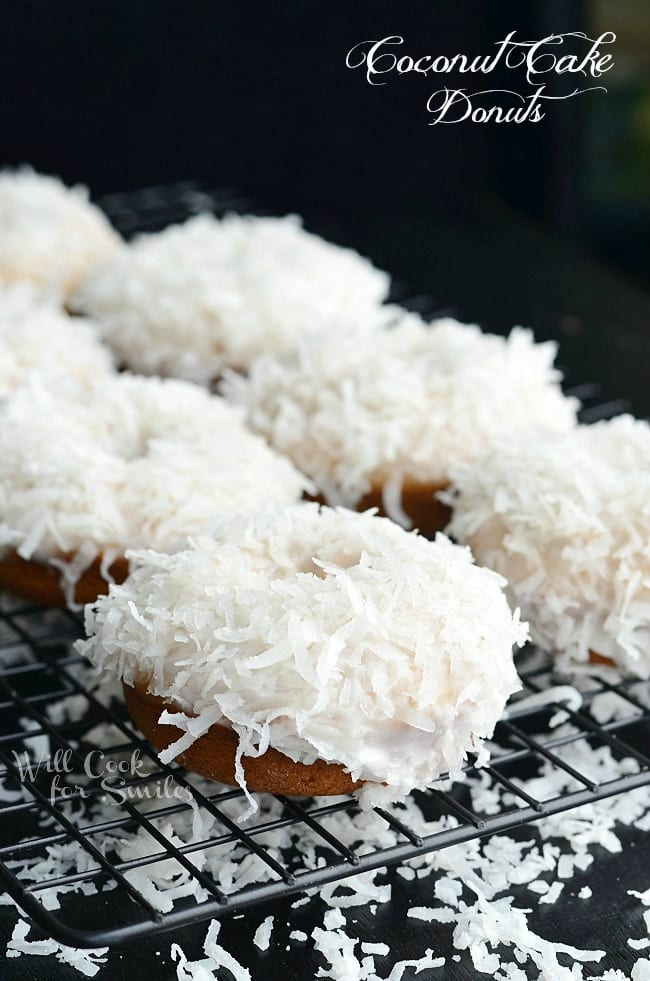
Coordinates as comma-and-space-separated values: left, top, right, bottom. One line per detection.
0, 372, 309, 576
2, 661, 650, 977
0, 169, 119, 298
72, 212, 392, 383
79, 505, 526, 808
0, 283, 113, 396
445, 415, 650, 677
223, 315, 578, 520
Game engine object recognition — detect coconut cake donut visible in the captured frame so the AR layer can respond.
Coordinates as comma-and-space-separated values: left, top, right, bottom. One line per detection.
0, 169, 119, 298
78, 505, 527, 808
445, 416, 650, 677
223, 315, 579, 536
0, 373, 310, 606
0, 284, 113, 396
72, 213, 392, 384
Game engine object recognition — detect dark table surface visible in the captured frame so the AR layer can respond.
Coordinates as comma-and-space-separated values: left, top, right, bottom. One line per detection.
0, 201, 649, 979
1, 822, 648, 979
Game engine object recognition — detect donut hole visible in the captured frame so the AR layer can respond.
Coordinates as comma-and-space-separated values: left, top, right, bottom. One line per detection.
103, 413, 185, 463
118, 432, 159, 463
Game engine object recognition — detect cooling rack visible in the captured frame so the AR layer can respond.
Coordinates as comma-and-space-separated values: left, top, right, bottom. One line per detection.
0, 184, 646, 949
96, 181, 252, 237
0, 596, 648, 950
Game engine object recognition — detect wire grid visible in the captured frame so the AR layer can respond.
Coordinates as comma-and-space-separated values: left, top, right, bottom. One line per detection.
96, 182, 252, 237
0, 599, 648, 949
0, 184, 646, 948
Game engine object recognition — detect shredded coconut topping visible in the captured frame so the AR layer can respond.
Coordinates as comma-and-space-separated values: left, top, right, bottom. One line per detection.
224, 317, 578, 514
0, 283, 113, 395
0, 169, 119, 297
446, 416, 650, 677
0, 372, 309, 569
73, 213, 391, 383
79, 505, 526, 805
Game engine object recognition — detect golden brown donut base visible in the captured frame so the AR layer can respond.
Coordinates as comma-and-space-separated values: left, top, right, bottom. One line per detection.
0, 550, 129, 606
123, 681, 362, 797
359, 481, 450, 538
306, 480, 450, 538
588, 650, 616, 668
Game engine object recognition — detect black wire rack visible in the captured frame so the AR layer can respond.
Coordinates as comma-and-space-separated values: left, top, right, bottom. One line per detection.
96, 182, 252, 238
0, 184, 647, 949
0, 596, 648, 950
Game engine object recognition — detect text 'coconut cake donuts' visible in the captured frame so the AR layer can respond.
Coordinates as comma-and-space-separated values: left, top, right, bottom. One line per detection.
0, 373, 310, 606
445, 415, 650, 678
78, 505, 528, 813
0, 169, 119, 298
224, 315, 579, 536
0, 283, 114, 396
72, 213, 392, 384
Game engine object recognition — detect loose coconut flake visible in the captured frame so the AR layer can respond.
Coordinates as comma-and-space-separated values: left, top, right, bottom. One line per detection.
1, 577, 648, 980
1, 665, 649, 978
6, 920, 107, 977
172, 919, 252, 980
253, 915, 274, 951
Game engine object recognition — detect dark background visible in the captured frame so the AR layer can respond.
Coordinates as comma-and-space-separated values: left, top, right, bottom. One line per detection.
0, 0, 648, 392
0, 1, 649, 394
2, 0, 648, 267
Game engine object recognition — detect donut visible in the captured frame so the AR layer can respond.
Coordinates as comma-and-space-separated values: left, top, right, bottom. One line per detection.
224, 316, 578, 536
0, 284, 113, 396
71, 213, 391, 384
445, 416, 650, 677
0, 374, 310, 606
0, 550, 129, 607
122, 682, 361, 797
0, 169, 119, 298
78, 506, 527, 808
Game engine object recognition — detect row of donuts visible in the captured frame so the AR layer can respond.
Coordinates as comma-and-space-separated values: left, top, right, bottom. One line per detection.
0, 169, 648, 808
1, 169, 647, 679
